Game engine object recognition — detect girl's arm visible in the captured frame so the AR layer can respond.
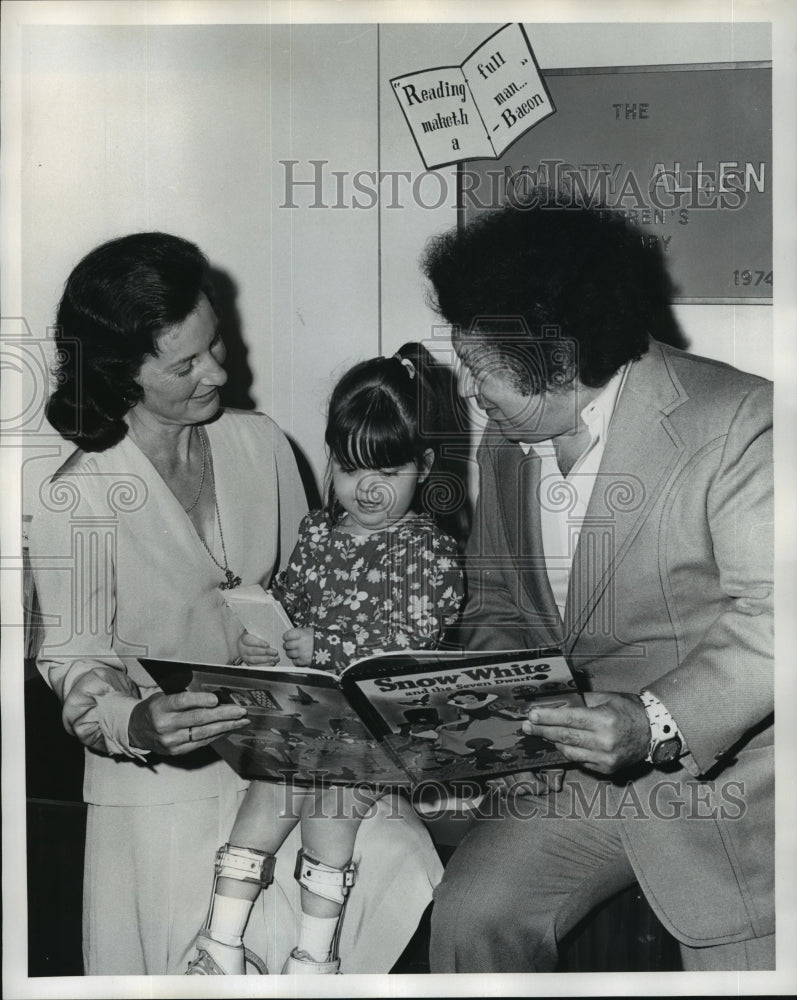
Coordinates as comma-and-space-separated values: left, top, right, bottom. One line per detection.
256, 513, 317, 666
270, 512, 317, 623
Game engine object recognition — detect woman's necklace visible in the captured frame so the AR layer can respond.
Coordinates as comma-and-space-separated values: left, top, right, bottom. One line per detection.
182, 427, 207, 513
194, 432, 241, 590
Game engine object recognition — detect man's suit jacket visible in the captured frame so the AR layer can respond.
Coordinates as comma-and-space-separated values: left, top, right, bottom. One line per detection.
461, 339, 773, 947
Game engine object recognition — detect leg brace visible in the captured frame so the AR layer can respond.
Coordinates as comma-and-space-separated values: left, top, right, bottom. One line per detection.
214, 842, 277, 889
190, 844, 275, 975
294, 849, 356, 906
203, 844, 276, 945
294, 849, 357, 964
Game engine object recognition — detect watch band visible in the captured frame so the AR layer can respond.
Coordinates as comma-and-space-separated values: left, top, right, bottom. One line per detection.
639, 689, 684, 764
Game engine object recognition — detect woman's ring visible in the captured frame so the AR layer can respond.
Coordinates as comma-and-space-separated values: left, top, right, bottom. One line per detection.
188, 727, 194, 743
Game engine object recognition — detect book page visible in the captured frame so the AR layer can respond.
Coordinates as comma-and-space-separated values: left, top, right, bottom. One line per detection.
462, 22, 555, 159
390, 66, 494, 169
140, 658, 408, 785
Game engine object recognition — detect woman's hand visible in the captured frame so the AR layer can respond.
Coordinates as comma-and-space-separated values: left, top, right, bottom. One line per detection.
128, 691, 250, 755
283, 627, 315, 667
238, 629, 282, 666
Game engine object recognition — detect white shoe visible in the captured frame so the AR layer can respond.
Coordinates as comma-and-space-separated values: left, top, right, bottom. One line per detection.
281, 947, 340, 974
185, 930, 268, 975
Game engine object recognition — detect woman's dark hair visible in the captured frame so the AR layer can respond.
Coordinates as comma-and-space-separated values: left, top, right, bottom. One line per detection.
46, 232, 215, 451
422, 194, 681, 392
324, 341, 470, 544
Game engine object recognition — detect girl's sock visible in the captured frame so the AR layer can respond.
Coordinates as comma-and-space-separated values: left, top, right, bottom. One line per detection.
296, 911, 341, 962
207, 893, 254, 946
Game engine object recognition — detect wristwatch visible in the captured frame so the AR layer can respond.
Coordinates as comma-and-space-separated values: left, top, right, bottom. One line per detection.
639, 690, 683, 765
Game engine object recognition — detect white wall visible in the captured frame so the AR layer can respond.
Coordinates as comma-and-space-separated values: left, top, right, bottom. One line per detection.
17, 19, 772, 502
379, 21, 773, 378
20, 22, 380, 496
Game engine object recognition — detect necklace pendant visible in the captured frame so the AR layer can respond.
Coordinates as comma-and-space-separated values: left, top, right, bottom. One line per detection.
220, 569, 242, 591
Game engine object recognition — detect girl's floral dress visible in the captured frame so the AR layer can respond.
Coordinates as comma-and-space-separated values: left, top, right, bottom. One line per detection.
273, 510, 464, 673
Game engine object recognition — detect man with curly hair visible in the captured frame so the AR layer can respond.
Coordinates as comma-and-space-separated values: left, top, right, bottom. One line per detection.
422, 197, 774, 972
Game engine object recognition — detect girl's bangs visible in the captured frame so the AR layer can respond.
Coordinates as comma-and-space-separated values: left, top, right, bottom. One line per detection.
330, 408, 417, 471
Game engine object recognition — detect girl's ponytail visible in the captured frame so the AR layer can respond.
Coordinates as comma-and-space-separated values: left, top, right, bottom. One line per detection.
392, 342, 471, 546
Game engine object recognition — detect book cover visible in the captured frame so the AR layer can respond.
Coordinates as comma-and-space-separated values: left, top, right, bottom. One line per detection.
343, 648, 580, 786
223, 585, 294, 667
391, 23, 555, 170
141, 647, 581, 788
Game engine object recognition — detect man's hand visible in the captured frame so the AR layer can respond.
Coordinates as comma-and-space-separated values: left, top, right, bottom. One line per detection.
283, 627, 315, 667
522, 692, 650, 774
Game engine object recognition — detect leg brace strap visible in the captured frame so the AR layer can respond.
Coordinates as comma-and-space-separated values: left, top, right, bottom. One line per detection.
294, 849, 356, 906
215, 843, 276, 889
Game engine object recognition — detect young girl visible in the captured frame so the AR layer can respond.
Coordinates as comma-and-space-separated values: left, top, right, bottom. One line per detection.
186, 343, 467, 975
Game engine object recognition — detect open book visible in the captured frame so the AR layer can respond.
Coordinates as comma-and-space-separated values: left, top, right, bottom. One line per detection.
141, 646, 583, 789
391, 22, 555, 170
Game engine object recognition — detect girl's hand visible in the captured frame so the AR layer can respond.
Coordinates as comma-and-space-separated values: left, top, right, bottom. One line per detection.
128, 691, 250, 755
237, 629, 282, 666
283, 627, 315, 667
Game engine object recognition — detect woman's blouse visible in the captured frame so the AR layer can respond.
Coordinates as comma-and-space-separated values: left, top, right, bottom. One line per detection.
274, 510, 464, 673
28, 410, 307, 805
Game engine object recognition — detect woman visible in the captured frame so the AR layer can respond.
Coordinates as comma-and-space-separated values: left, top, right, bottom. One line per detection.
28, 232, 443, 975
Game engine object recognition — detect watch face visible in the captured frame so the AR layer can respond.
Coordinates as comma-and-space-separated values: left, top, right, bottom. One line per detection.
651, 737, 682, 765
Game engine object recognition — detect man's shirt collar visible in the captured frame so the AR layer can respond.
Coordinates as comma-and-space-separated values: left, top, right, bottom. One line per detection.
520, 365, 628, 458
